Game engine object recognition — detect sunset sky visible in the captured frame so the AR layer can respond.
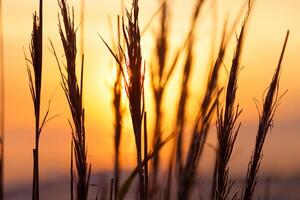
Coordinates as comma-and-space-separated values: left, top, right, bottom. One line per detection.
1, 0, 300, 191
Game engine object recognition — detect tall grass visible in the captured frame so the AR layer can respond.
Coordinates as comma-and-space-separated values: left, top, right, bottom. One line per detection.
102, 15, 124, 199
112, 17, 123, 199
176, 2, 253, 198
51, 0, 91, 199
150, 0, 180, 195
120, 0, 145, 198
15, 0, 291, 199
113, 60, 123, 200
25, 1, 44, 199
161, 1, 207, 197
175, 0, 206, 178
211, 3, 252, 199
242, 30, 290, 200
177, 32, 225, 199
101, 0, 147, 198
150, 1, 168, 192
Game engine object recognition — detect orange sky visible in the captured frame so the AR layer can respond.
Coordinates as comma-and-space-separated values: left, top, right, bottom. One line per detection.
2, 0, 300, 187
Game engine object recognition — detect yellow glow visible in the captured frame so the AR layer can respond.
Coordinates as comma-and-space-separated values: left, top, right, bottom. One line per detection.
2, 0, 300, 187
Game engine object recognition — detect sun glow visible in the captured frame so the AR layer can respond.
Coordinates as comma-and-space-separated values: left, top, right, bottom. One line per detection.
2, 0, 300, 195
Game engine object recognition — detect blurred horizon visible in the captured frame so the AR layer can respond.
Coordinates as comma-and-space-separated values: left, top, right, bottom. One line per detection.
1, 0, 300, 197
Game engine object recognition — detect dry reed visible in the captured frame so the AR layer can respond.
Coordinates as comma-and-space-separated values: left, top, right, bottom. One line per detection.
121, 0, 145, 198
16, 0, 291, 199
211, 2, 252, 199
112, 17, 123, 199
113, 61, 123, 199
25, 1, 44, 199
242, 29, 289, 200
177, 2, 250, 197
175, 0, 206, 178
101, 0, 146, 198
161, 1, 207, 198
150, 0, 181, 195
50, 0, 91, 199
177, 25, 227, 200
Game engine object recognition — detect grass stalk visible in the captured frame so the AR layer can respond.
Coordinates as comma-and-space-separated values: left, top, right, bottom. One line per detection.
121, 1, 145, 197
112, 16, 123, 199
101, 0, 146, 198
177, 4, 248, 196
150, 1, 181, 195
150, 1, 167, 192
161, 1, 207, 197
242, 29, 289, 200
211, 3, 252, 199
26, 1, 44, 199
175, 0, 206, 178
178, 25, 227, 200
51, 1, 91, 199
113, 65, 122, 200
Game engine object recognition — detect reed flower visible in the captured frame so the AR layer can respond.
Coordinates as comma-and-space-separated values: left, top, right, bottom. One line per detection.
51, 0, 91, 199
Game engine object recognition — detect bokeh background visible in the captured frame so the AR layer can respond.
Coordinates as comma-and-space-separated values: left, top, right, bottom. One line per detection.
1, 0, 300, 199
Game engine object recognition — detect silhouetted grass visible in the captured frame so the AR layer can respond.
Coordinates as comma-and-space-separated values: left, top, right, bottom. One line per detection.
15, 0, 292, 199
242, 30, 289, 200
26, 1, 44, 199
101, 0, 147, 198
176, 2, 254, 198
121, 0, 146, 198
150, 0, 169, 193
177, 24, 226, 200
112, 16, 123, 199
113, 54, 123, 200
149, 0, 181, 196
175, 0, 207, 179
211, 3, 252, 199
50, 0, 91, 199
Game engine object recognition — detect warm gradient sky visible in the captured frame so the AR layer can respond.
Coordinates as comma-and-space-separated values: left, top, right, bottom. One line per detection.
1, 0, 300, 191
